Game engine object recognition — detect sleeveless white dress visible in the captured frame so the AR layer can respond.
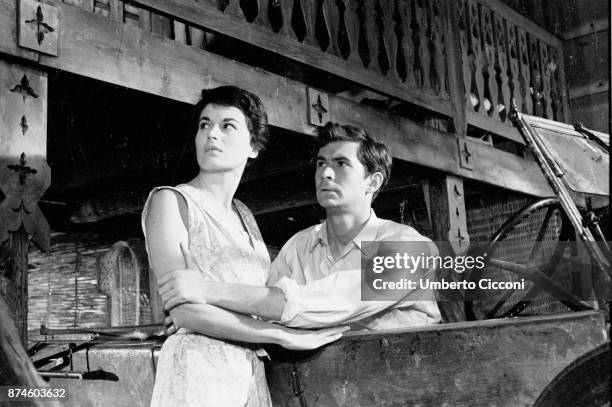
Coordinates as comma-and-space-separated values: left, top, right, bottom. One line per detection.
142, 185, 273, 407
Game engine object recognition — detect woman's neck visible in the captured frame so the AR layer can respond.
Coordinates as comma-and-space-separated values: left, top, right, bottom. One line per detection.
191, 169, 243, 209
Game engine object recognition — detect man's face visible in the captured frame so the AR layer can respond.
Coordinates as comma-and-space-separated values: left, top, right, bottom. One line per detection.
315, 141, 374, 211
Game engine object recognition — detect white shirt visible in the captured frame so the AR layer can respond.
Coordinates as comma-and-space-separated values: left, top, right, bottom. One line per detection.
267, 211, 441, 330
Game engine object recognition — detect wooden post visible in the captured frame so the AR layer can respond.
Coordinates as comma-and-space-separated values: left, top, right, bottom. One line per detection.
0, 226, 29, 346
0, 60, 51, 345
424, 175, 470, 322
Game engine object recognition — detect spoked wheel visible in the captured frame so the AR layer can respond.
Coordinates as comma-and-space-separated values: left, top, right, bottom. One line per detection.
465, 197, 595, 320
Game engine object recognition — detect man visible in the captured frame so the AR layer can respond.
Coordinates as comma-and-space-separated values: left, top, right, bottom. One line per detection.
161, 122, 441, 331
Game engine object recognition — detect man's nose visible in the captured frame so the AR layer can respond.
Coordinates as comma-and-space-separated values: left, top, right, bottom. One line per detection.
320, 165, 334, 179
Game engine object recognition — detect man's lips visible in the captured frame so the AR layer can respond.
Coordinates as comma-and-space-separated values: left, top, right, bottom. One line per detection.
318, 185, 338, 193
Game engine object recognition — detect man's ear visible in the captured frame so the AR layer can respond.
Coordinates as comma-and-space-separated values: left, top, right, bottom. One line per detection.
367, 172, 384, 195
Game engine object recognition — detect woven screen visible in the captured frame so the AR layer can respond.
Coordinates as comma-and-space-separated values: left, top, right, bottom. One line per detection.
465, 189, 580, 317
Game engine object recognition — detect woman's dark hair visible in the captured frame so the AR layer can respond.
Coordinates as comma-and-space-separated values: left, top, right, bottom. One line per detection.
194, 86, 269, 152
314, 122, 392, 199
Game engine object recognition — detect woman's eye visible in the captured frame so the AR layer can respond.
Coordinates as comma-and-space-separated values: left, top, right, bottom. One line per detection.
224, 123, 236, 130
199, 122, 210, 130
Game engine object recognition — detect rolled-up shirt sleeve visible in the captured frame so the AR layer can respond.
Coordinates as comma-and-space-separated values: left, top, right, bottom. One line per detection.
271, 268, 421, 328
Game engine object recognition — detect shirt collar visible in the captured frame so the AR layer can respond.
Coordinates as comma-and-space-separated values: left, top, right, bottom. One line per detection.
310, 210, 381, 253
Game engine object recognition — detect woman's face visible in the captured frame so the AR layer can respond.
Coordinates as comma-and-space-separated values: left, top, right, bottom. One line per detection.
195, 103, 258, 173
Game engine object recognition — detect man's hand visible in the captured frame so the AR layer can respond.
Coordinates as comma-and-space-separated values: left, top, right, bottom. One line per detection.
279, 326, 349, 350
158, 242, 208, 311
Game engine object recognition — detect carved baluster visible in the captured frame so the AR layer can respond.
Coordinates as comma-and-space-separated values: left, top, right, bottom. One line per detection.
528, 35, 543, 117
290, 0, 308, 42
467, 0, 484, 113
516, 28, 532, 114
429, 0, 446, 97
549, 46, 564, 121
323, 0, 339, 55
393, 0, 412, 84
81, 0, 94, 13
538, 42, 553, 119
151, 12, 172, 38
278, 0, 296, 38
505, 21, 522, 114
457, 0, 472, 109
374, 0, 392, 76
189, 26, 206, 49
411, 0, 431, 91
108, 0, 122, 21
253, 0, 271, 28
224, 0, 245, 20
343, 0, 361, 63
479, 4, 497, 118
361, 0, 378, 71
301, 0, 319, 47
174, 21, 189, 43
94, 0, 110, 17
123, 3, 141, 27
492, 13, 510, 122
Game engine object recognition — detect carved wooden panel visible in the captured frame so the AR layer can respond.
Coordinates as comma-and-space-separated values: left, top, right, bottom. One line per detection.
18, 0, 58, 56
307, 87, 331, 126
0, 61, 51, 250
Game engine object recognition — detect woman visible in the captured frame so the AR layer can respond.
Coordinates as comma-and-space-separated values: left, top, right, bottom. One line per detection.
142, 86, 345, 406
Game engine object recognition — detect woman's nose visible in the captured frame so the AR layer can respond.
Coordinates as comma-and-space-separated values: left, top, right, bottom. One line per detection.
207, 124, 221, 140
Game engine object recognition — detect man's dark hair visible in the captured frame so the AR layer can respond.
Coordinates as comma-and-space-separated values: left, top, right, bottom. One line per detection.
315, 122, 392, 199
194, 86, 269, 152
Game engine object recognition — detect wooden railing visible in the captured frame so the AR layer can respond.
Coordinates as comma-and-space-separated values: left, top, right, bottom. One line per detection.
59, 0, 568, 143
456, 0, 568, 140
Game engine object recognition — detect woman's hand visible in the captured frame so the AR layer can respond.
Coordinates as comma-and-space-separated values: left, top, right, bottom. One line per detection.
158, 242, 210, 310
278, 326, 349, 350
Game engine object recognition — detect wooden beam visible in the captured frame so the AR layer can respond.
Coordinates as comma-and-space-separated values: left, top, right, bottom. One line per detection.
562, 18, 609, 40
569, 82, 609, 100
0, 0, 553, 198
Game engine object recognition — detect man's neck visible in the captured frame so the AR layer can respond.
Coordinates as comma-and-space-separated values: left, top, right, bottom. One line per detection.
325, 205, 372, 258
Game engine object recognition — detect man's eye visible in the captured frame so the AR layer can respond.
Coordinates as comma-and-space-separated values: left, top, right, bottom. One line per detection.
316, 161, 325, 168
337, 161, 347, 167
